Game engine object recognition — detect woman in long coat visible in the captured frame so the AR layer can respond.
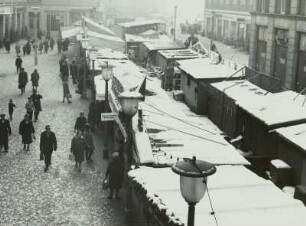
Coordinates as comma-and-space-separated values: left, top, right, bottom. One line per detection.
18, 68, 28, 94
105, 152, 124, 200
31, 69, 39, 91
71, 130, 86, 171
62, 77, 71, 103
19, 114, 35, 151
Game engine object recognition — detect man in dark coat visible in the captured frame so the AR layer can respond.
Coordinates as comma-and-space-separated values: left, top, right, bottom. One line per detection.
50, 37, 55, 51
43, 39, 49, 54
0, 114, 12, 152
15, 55, 22, 74
18, 68, 28, 94
40, 125, 57, 172
105, 152, 124, 199
70, 58, 78, 84
60, 59, 69, 80
19, 114, 35, 151
30, 89, 43, 122
31, 69, 39, 91
74, 112, 87, 134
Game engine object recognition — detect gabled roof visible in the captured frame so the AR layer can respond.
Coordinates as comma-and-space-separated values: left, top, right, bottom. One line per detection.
118, 19, 165, 28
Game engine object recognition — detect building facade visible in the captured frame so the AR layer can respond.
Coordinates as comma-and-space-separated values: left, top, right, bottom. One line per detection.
0, 0, 100, 40
249, 0, 306, 91
204, 0, 256, 51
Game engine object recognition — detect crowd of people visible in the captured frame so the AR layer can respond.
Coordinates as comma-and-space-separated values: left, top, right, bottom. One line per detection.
0, 35, 125, 200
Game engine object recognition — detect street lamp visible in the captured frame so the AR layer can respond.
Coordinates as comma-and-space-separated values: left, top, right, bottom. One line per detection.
80, 38, 89, 98
99, 61, 114, 158
89, 47, 98, 97
172, 156, 216, 226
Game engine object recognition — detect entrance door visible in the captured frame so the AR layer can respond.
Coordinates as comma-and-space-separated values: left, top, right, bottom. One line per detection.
256, 40, 266, 72
274, 44, 287, 84
296, 50, 306, 91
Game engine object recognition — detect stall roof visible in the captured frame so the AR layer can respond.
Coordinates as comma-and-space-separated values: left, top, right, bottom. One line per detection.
141, 77, 249, 166
125, 33, 172, 42
96, 48, 128, 60
177, 58, 244, 80
61, 27, 82, 39
83, 17, 115, 36
86, 31, 126, 52
275, 123, 306, 153
129, 166, 306, 226
158, 49, 203, 60
143, 41, 185, 51
118, 19, 165, 28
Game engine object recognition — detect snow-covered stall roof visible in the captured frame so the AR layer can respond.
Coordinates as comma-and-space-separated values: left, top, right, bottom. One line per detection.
83, 17, 115, 36
128, 166, 306, 226
61, 27, 82, 39
96, 48, 128, 60
142, 78, 249, 166
143, 41, 185, 51
125, 34, 172, 42
118, 19, 165, 28
86, 30, 125, 52
158, 49, 202, 60
177, 58, 244, 80
275, 123, 306, 152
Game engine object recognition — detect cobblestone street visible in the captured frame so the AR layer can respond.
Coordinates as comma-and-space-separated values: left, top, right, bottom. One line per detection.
0, 45, 125, 225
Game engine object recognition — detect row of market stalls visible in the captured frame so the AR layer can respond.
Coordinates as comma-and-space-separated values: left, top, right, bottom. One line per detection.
61, 17, 306, 225
89, 46, 306, 225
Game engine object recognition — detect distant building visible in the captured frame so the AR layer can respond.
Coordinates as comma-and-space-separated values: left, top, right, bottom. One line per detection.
249, 0, 306, 91
204, 0, 256, 51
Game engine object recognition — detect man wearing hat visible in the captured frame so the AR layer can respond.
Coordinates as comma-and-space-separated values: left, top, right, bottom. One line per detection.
15, 55, 22, 74
18, 67, 28, 94
40, 125, 57, 172
0, 113, 12, 152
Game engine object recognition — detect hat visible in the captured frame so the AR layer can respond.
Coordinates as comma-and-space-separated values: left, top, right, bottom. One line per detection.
0, 113, 5, 117
112, 152, 119, 159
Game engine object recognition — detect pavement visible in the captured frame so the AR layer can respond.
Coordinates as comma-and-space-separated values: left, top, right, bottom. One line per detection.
0, 43, 125, 225
177, 33, 250, 66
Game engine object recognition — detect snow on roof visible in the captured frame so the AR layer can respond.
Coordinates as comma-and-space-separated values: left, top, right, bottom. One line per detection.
61, 27, 82, 39
118, 19, 165, 28
143, 41, 185, 51
128, 165, 306, 226
275, 123, 306, 152
83, 17, 115, 36
177, 58, 244, 80
142, 78, 249, 166
125, 33, 172, 42
96, 48, 128, 60
87, 30, 125, 43
158, 49, 202, 60
140, 29, 159, 36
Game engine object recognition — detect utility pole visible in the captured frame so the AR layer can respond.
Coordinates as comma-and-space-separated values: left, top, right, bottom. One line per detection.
174, 5, 177, 41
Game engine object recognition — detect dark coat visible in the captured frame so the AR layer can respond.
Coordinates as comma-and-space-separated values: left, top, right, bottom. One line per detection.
71, 136, 85, 163
60, 61, 69, 78
19, 120, 35, 144
18, 71, 28, 86
70, 62, 78, 77
105, 158, 124, 189
15, 58, 22, 67
40, 131, 57, 153
30, 93, 42, 111
0, 119, 11, 145
74, 117, 87, 132
31, 71, 39, 87
84, 130, 94, 151
44, 40, 49, 49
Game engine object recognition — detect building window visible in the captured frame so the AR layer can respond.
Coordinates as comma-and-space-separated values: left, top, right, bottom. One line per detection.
46, 12, 64, 31
258, 26, 267, 41
187, 75, 191, 86
257, 0, 270, 12
299, 33, 306, 50
275, 0, 291, 14
299, 0, 306, 16
275, 29, 289, 45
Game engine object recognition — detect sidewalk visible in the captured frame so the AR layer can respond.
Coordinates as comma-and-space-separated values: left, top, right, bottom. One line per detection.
0, 44, 125, 225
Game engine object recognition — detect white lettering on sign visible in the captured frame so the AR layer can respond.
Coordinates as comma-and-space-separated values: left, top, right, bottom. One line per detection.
101, 113, 118, 121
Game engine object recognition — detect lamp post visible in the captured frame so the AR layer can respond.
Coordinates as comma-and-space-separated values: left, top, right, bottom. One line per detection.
119, 91, 143, 224
172, 157, 216, 226
100, 61, 114, 158
89, 47, 98, 98
80, 38, 89, 98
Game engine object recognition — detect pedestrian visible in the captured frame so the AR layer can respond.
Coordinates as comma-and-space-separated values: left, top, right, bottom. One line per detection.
40, 125, 57, 172
30, 89, 42, 122
22, 44, 27, 56
19, 114, 35, 151
43, 39, 49, 54
26, 40, 31, 55
31, 68, 39, 91
84, 124, 95, 162
74, 112, 87, 134
25, 97, 34, 121
8, 99, 16, 121
4, 38, 10, 53
62, 77, 72, 103
88, 100, 100, 130
71, 130, 86, 172
18, 68, 28, 94
15, 55, 22, 74
70, 58, 78, 84
60, 58, 69, 80
105, 152, 124, 200
15, 42, 21, 56
62, 38, 70, 53
50, 37, 55, 51
0, 113, 12, 153
38, 41, 43, 54
57, 38, 62, 54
